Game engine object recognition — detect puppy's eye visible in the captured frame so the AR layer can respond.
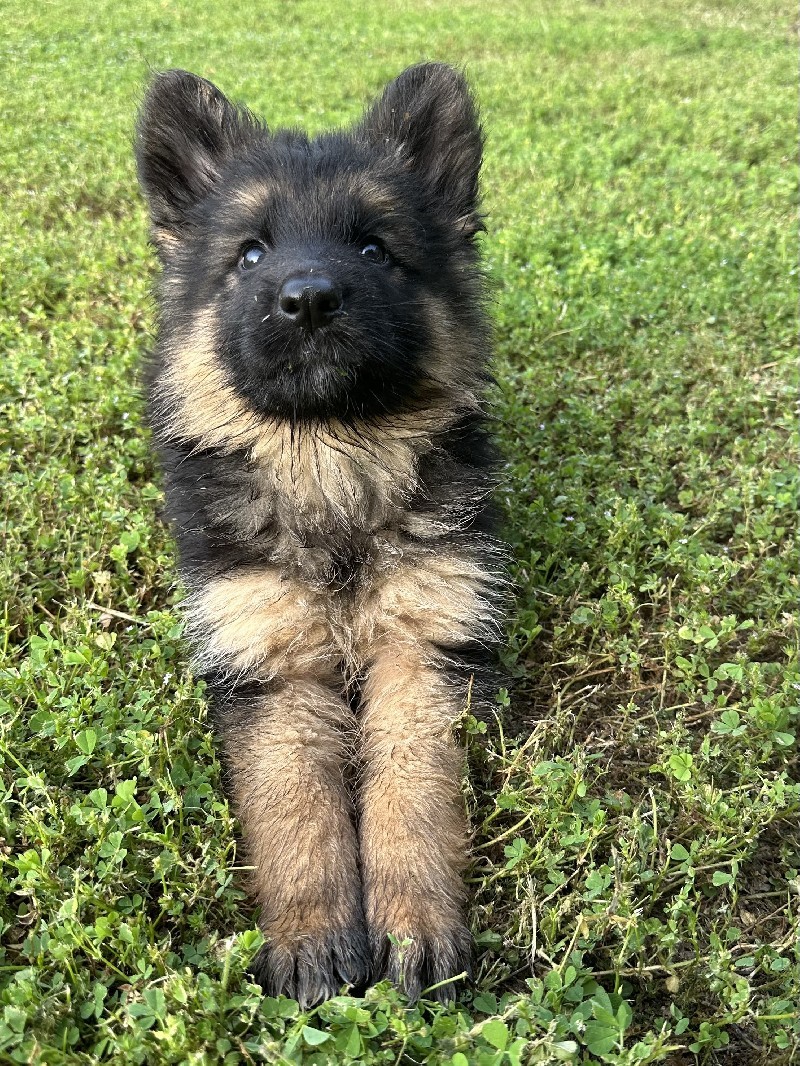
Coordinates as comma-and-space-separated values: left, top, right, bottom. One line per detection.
361, 240, 387, 264
240, 244, 266, 270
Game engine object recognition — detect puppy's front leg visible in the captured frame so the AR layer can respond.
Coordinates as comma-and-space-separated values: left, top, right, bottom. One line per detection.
213, 679, 369, 1006
356, 551, 497, 1000
190, 570, 369, 1006
358, 646, 471, 1001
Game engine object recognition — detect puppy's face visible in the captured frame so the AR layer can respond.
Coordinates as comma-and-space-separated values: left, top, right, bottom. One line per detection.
137, 65, 486, 428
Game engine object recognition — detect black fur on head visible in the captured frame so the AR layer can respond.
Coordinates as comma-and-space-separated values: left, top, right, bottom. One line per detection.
136, 63, 488, 428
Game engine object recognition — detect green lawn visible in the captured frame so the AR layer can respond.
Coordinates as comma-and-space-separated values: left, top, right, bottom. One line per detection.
1, 1, 797, 1062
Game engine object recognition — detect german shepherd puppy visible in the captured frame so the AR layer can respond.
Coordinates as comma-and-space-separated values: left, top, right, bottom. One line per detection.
135, 62, 502, 1006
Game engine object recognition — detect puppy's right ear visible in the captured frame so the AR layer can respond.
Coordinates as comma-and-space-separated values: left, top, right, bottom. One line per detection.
135, 70, 259, 251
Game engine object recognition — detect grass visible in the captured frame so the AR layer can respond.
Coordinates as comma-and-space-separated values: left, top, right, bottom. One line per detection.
1, 0, 797, 1062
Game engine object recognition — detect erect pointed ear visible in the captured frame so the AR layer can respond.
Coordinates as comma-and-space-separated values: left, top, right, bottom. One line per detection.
135, 70, 260, 249
360, 63, 484, 234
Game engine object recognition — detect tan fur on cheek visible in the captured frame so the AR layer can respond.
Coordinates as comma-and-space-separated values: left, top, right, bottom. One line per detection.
418, 292, 484, 404
153, 308, 262, 452
185, 568, 335, 679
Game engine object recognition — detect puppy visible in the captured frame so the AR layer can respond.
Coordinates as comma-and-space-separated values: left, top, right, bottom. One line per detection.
135, 62, 502, 1006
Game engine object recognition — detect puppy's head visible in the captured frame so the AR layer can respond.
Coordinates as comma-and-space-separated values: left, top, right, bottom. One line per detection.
136, 64, 486, 436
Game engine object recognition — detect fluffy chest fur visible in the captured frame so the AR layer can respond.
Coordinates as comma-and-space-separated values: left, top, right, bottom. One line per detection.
162, 412, 500, 685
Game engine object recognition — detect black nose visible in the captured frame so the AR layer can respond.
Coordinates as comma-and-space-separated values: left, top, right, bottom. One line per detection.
277, 273, 343, 331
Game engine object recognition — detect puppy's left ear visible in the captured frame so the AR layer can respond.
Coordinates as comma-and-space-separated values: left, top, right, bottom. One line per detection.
360, 63, 484, 235
136, 70, 259, 251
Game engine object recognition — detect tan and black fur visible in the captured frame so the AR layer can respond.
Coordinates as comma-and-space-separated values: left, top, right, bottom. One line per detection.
136, 63, 504, 1005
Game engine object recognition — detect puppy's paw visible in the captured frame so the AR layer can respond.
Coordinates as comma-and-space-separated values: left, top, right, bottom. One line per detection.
249, 923, 372, 1008
372, 923, 472, 1003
